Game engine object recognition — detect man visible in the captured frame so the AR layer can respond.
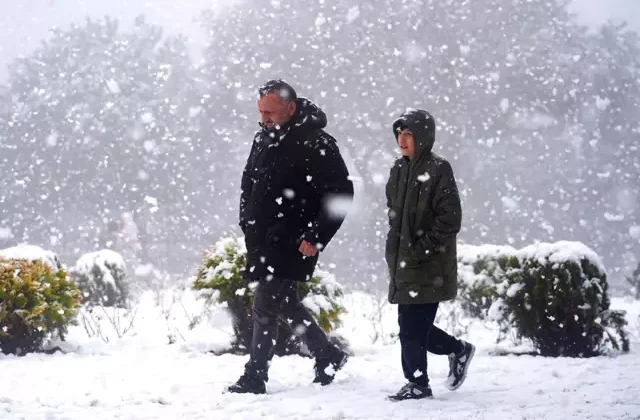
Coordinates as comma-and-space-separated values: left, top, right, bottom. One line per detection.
385, 109, 475, 401
228, 79, 354, 394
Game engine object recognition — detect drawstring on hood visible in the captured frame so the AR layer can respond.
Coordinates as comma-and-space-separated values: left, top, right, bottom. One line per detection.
392, 109, 436, 161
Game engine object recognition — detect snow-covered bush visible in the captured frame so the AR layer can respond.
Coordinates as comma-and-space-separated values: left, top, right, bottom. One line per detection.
299, 269, 345, 333
70, 250, 129, 308
0, 244, 63, 271
0, 257, 81, 355
457, 244, 518, 319
192, 235, 347, 356
487, 241, 629, 357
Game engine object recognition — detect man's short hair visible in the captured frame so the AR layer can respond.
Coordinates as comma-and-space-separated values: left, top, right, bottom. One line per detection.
258, 79, 297, 102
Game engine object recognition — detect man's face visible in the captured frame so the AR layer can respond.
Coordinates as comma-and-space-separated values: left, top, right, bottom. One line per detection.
257, 92, 296, 130
397, 129, 416, 159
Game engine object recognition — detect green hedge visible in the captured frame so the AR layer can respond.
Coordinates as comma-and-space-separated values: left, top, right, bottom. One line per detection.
458, 241, 630, 357
457, 244, 518, 319
0, 257, 81, 355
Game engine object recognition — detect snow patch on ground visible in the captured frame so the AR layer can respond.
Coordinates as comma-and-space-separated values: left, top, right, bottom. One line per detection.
0, 290, 637, 419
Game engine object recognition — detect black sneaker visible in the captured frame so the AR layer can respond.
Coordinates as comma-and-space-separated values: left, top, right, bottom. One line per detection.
313, 346, 349, 386
226, 374, 266, 394
446, 341, 475, 391
387, 382, 433, 401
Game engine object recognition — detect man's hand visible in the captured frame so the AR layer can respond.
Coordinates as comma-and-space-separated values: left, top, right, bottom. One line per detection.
299, 240, 319, 257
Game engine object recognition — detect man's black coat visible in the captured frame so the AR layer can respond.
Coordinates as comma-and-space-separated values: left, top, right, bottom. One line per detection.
239, 98, 354, 282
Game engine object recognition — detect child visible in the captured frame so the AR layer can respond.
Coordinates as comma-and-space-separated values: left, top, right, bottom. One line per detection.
385, 109, 475, 401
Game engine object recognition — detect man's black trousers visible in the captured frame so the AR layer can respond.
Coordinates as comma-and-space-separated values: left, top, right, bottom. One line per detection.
245, 277, 331, 381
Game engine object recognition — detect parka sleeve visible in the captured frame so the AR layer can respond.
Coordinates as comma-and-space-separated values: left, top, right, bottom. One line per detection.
301, 138, 354, 250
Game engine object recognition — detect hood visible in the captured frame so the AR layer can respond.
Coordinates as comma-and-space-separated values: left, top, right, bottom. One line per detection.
392, 109, 436, 160
292, 97, 327, 131
259, 97, 327, 143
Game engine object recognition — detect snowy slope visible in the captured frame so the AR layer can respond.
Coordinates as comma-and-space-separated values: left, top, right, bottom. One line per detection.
0, 292, 638, 419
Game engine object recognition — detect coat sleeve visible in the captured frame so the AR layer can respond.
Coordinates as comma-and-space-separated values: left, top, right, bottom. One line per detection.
239, 140, 257, 232
417, 160, 462, 255
301, 138, 354, 251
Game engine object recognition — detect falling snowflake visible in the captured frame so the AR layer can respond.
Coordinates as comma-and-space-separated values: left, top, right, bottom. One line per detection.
417, 172, 430, 182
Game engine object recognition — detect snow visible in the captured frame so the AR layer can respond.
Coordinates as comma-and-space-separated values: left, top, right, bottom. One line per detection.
0, 290, 638, 419
456, 244, 517, 294
0, 0, 638, 295
73, 249, 127, 289
140, 111, 155, 124
301, 293, 331, 314
605, 212, 625, 222
324, 195, 352, 220
135, 263, 155, 277
595, 96, 611, 110
458, 244, 518, 266
500, 196, 519, 212
402, 43, 427, 64
508, 111, 556, 130
0, 244, 61, 270
499, 98, 510, 113
211, 260, 234, 280
516, 240, 606, 274
371, 173, 386, 185
0, 227, 13, 240
205, 236, 247, 266
313, 268, 342, 297
188, 106, 202, 118
487, 298, 507, 322
105, 79, 121, 95
143, 140, 156, 153
0, 2, 639, 415
417, 172, 430, 182
505, 283, 524, 298
346, 6, 360, 23
46, 131, 59, 147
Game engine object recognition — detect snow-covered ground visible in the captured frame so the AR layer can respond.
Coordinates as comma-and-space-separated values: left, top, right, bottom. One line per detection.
1, 291, 639, 420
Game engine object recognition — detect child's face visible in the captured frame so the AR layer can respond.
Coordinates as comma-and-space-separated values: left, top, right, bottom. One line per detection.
397, 130, 416, 160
